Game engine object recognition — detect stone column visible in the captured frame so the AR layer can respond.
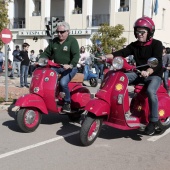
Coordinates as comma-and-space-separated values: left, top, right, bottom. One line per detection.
82, 0, 93, 28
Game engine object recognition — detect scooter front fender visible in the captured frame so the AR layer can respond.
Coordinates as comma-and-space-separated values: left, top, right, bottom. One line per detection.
85, 99, 110, 117
15, 94, 48, 114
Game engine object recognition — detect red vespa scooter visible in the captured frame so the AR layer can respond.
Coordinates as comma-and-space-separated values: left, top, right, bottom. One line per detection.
15, 58, 91, 133
80, 56, 170, 146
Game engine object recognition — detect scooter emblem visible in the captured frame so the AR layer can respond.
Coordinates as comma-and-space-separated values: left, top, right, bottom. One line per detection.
159, 109, 165, 116
137, 105, 142, 111
50, 72, 54, 76
120, 76, 125, 82
44, 77, 49, 82
115, 83, 123, 91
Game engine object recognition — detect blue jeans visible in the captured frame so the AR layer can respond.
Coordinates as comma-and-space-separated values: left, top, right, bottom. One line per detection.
126, 72, 162, 122
93, 63, 104, 80
163, 70, 169, 92
20, 65, 29, 86
52, 67, 78, 103
11, 61, 21, 76
0, 61, 3, 72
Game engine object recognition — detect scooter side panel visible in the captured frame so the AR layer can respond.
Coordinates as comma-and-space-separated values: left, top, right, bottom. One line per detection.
15, 94, 48, 114
85, 99, 110, 117
95, 71, 117, 102
69, 83, 91, 108
30, 68, 46, 96
158, 94, 170, 119
108, 72, 130, 127
41, 69, 59, 113
130, 93, 149, 124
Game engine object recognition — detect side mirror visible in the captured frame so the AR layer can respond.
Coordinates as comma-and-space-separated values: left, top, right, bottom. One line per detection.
147, 57, 158, 68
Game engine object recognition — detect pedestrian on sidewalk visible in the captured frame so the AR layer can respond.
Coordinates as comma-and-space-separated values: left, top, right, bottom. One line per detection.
162, 46, 170, 92
9, 45, 21, 78
16, 43, 30, 88
36, 49, 43, 62
29, 50, 36, 77
0, 48, 4, 73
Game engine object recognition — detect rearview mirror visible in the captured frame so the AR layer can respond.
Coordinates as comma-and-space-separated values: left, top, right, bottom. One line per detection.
147, 57, 158, 68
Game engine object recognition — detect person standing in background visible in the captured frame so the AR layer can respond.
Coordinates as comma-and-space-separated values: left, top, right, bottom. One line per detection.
0, 48, 4, 73
93, 47, 104, 80
162, 46, 170, 92
29, 50, 37, 77
9, 45, 21, 78
36, 49, 43, 62
16, 43, 30, 88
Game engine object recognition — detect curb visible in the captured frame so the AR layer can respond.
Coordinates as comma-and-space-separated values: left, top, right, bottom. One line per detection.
0, 105, 11, 111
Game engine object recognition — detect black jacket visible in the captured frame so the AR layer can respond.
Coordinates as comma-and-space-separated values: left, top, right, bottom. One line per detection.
113, 39, 163, 78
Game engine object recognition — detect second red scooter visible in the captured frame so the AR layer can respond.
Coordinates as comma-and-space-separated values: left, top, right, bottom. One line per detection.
80, 56, 170, 146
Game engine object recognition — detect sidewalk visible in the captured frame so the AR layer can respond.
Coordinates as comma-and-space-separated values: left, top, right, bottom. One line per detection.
0, 74, 135, 111
0, 75, 31, 110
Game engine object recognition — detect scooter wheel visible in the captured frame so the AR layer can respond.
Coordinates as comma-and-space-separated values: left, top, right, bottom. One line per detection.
80, 115, 103, 146
156, 117, 170, 133
16, 108, 42, 133
89, 78, 98, 87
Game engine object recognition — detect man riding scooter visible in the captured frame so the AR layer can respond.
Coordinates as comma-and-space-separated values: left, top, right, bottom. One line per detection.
40, 21, 79, 113
101, 16, 164, 136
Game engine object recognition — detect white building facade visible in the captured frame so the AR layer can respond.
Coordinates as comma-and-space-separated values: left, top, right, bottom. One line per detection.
6, 0, 170, 60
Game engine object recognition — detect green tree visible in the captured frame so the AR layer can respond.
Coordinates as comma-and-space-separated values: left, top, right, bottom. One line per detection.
0, 0, 10, 47
89, 23, 127, 54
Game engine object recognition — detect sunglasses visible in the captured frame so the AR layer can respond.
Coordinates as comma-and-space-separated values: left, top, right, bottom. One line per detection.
135, 30, 147, 35
56, 30, 67, 34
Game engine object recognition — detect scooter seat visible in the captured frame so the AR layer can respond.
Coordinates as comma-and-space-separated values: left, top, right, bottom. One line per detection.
58, 73, 84, 83
134, 84, 167, 93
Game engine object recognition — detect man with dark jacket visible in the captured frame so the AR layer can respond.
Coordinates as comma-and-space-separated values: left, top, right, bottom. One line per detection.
101, 17, 164, 136
16, 43, 30, 88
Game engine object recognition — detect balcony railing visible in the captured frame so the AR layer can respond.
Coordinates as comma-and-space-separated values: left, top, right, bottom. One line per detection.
9, 18, 25, 29
87, 14, 110, 27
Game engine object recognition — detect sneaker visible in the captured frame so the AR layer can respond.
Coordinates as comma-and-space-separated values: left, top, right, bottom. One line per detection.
145, 122, 156, 135
8, 75, 13, 78
62, 103, 71, 113
20, 85, 24, 88
25, 85, 29, 88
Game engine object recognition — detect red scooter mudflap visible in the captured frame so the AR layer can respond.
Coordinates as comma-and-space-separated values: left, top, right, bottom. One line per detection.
15, 58, 91, 133
80, 57, 170, 146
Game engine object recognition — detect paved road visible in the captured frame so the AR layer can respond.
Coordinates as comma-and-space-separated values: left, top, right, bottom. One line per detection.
0, 86, 170, 170
0, 108, 170, 170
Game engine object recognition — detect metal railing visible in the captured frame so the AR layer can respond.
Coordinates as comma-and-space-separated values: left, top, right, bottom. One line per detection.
9, 18, 25, 29
87, 14, 110, 27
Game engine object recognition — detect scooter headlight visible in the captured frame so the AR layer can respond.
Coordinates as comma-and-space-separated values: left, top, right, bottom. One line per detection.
112, 57, 124, 70
38, 58, 48, 66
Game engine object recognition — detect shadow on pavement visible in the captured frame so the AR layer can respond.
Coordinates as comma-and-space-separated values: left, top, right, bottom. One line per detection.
57, 123, 144, 147
56, 121, 82, 146
98, 125, 143, 141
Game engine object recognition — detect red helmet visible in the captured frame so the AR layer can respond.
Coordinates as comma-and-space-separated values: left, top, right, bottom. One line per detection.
134, 17, 155, 41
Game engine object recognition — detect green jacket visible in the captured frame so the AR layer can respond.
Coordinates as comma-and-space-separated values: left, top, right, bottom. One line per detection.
40, 35, 80, 67
94, 51, 104, 65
